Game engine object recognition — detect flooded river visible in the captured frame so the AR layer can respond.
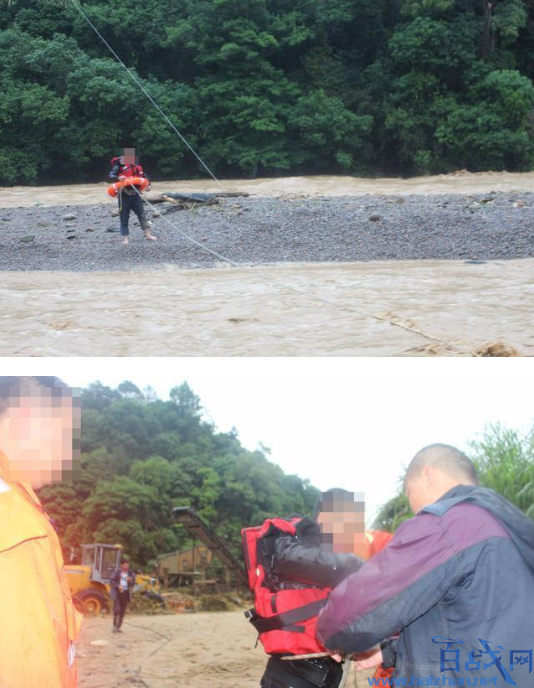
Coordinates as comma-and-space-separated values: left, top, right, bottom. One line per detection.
3, 170, 534, 207
2, 172, 533, 357
2, 260, 533, 356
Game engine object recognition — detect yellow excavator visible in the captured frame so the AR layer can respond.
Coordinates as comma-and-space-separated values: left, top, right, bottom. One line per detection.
65, 543, 161, 614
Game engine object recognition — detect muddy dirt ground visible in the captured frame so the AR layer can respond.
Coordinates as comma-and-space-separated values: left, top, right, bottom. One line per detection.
77, 612, 371, 688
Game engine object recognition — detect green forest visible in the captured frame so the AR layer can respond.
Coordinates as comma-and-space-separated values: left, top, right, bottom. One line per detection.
2, 0, 534, 185
38, 380, 319, 569
39, 380, 534, 571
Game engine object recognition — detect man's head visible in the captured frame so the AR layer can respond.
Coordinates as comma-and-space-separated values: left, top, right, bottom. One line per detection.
0, 376, 80, 488
121, 148, 137, 166
404, 443, 478, 514
314, 488, 365, 554
121, 558, 130, 572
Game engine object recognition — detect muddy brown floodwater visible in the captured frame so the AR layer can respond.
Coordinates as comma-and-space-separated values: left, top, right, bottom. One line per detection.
3, 170, 534, 207
2, 172, 534, 356
2, 260, 533, 356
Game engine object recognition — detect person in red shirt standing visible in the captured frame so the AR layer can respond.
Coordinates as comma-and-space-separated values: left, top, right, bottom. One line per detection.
109, 148, 157, 245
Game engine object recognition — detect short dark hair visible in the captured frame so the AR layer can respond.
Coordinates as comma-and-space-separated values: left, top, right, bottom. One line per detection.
313, 487, 364, 521
0, 377, 73, 414
404, 443, 478, 487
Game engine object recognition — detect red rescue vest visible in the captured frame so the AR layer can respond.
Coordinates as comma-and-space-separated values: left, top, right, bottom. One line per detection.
110, 158, 146, 179
242, 517, 331, 656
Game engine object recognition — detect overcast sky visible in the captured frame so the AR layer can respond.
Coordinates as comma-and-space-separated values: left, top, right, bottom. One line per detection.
7, 358, 533, 522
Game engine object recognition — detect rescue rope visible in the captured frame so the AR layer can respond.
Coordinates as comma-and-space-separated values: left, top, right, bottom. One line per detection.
132, 185, 465, 350
68, 0, 226, 192
121, 620, 173, 687
70, 0, 471, 352
340, 656, 352, 688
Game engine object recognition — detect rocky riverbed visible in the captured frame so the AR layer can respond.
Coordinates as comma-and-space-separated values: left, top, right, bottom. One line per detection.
1, 192, 533, 271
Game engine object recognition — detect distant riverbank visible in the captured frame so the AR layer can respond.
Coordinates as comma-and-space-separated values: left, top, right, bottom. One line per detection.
2, 170, 534, 209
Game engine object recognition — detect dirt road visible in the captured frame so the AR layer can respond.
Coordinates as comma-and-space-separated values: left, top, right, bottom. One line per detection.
77, 612, 263, 688
77, 612, 371, 688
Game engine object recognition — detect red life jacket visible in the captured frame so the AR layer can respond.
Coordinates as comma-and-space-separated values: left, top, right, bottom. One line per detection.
242, 517, 331, 656
110, 157, 146, 179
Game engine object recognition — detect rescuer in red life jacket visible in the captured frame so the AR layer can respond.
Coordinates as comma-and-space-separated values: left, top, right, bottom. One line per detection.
257, 489, 366, 688
108, 148, 156, 245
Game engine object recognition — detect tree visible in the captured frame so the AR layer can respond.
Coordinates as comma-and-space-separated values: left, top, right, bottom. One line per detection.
169, 382, 201, 417
2, 0, 534, 182
373, 492, 413, 532
436, 69, 534, 170
478, 0, 528, 61
38, 379, 319, 568
117, 380, 145, 401
291, 90, 373, 170
469, 423, 534, 517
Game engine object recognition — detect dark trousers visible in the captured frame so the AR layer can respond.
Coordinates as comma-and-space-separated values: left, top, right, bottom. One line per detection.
261, 656, 343, 688
119, 192, 147, 236
113, 591, 130, 629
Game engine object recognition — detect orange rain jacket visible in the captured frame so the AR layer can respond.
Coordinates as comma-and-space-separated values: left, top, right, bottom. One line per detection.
0, 468, 82, 688
353, 529, 393, 561
363, 529, 393, 559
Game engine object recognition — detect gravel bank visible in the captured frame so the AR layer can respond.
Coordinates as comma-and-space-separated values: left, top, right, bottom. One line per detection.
1, 193, 533, 271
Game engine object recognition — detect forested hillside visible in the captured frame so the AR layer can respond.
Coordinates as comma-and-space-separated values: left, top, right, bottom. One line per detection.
38, 380, 318, 568
2, 0, 534, 184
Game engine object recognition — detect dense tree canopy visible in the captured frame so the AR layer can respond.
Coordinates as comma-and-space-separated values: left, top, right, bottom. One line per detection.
2, 0, 533, 184
38, 380, 319, 569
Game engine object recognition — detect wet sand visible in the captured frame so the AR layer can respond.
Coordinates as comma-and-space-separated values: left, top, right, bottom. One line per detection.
77, 612, 370, 688
2, 260, 533, 356
2, 170, 534, 208
77, 612, 264, 688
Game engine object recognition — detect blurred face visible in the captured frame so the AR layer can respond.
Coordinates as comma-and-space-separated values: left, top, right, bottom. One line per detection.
123, 148, 136, 165
316, 494, 365, 554
0, 383, 80, 488
121, 562, 130, 572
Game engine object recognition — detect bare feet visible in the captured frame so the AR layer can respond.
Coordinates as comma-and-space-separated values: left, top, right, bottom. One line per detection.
144, 232, 157, 242
122, 237, 129, 245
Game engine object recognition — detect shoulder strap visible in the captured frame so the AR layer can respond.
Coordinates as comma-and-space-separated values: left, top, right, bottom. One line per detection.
245, 598, 328, 634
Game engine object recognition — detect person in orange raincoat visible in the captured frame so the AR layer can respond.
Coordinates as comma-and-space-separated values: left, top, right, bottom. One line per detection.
0, 376, 83, 688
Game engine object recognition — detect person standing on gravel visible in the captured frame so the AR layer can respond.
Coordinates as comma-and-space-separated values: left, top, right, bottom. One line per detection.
109, 149, 157, 245
110, 558, 136, 632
